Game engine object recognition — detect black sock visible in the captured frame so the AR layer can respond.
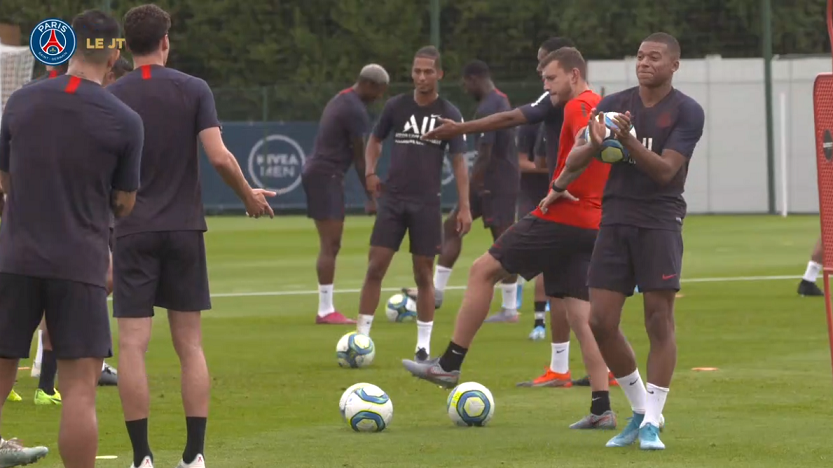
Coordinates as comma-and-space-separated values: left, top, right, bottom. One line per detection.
38, 350, 57, 395
533, 301, 546, 327
126, 419, 152, 467
183, 417, 207, 463
438, 341, 468, 372
590, 391, 611, 416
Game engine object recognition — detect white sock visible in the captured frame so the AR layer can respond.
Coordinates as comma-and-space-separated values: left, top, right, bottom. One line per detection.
803, 261, 822, 282
357, 314, 374, 336
550, 342, 569, 374
534, 312, 545, 322
433, 266, 452, 293
34, 330, 43, 366
416, 320, 433, 354
642, 383, 669, 428
501, 282, 518, 310
615, 369, 648, 414
317, 284, 335, 316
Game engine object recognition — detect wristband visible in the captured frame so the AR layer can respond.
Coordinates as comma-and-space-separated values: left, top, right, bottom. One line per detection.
551, 181, 566, 193
366, 172, 377, 178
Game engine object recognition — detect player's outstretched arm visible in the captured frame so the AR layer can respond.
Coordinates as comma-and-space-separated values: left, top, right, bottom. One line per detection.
423, 109, 528, 141
199, 128, 276, 218
450, 152, 472, 235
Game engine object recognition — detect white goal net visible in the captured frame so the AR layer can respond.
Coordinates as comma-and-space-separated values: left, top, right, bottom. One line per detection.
0, 43, 35, 124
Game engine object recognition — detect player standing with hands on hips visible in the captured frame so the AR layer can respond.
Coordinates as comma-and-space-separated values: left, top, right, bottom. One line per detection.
357, 46, 472, 362
548, 32, 705, 450
108, 5, 275, 468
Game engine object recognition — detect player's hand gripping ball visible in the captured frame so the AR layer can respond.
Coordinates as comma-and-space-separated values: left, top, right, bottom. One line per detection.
585, 112, 637, 164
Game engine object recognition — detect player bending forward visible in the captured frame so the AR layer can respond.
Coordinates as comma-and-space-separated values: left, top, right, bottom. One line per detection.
403, 47, 617, 429
109, 5, 274, 468
549, 32, 705, 450
797, 237, 823, 296
403, 59, 519, 318
357, 46, 472, 361
302, 64, 389, 325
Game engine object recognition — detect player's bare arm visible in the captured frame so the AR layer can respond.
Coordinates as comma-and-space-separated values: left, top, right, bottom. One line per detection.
364, 134, 384, 197
611, 111, 692, 186
423, 108, 527, 141
352, 135, 371, 197
450, 152, 472, 235
0, 172, 9, 196
470, 141, 493, 193
111, 189, 137, 218
199, 127, 276, 218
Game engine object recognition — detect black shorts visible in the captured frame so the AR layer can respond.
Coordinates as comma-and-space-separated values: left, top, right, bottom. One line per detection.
488, 215, 597, 300
0, 273, 111, 360
302, 172, 345, 221
466, 191, 517, 230
113, 231, 211, 318
109, 226, 115, 251
588, 225, 683, 295
370, 195, 441, 257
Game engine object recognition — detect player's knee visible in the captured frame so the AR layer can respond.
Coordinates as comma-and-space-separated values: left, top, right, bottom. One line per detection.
365, 261, 386, 282
413, 271, 432, 290
589, 309, 614, 342
321, 236, 342, 257
470, 254, 504, 284
644, 306, 675, 343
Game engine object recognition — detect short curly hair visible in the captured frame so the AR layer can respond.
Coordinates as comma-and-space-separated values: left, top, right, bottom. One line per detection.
123, 4, 171, 56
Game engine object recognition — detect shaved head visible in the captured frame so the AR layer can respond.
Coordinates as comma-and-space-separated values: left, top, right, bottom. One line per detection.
643, 32, 680, 58
359, 64, 389, 85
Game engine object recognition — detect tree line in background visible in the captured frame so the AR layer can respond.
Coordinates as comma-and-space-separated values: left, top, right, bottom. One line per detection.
2, 0, 829, 120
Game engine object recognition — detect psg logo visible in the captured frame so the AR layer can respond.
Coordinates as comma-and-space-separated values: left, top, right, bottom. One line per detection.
29, 18, 77, 66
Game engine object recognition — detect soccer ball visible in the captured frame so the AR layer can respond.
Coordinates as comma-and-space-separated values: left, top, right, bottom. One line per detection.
342, 383, 394, 432
446, 381, 495, 427
339, 382, 371, 421
385, 293, 417, 322
336, 332, 375, 368
584, 112, 638, 164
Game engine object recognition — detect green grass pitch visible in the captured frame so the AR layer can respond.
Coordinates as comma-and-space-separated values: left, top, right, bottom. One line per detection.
5, 214, 833, 467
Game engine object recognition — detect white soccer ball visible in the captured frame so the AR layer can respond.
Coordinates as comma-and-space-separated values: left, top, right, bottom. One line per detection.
342, 383, 393, 432
339, 382, 371, 421
447, 381, 495, 427
385, 293, 417, 322
336, 332, 375, 368
584, 112, 638, 164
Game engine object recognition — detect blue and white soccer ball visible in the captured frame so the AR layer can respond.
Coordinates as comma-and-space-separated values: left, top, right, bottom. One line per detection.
446, 381, 495, 427
584, 112, 638, 164
341, 383, 394, 432
385, 293, 417, 322
336, 332, 375, 368
339, 382, 371, 421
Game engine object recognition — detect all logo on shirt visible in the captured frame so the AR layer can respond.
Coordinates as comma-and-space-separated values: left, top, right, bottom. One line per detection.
395, 115, 441, 146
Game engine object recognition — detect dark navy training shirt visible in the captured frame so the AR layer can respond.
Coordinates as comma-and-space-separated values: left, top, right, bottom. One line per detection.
304, 88, 371, 176
473, 89, 517, 194
372, 93, 466, 203
0, 75, 143, 287
596, 87, 705, 230
519, 92, 565, 180
517, 122, 549, 199
108, 65, 221, 237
